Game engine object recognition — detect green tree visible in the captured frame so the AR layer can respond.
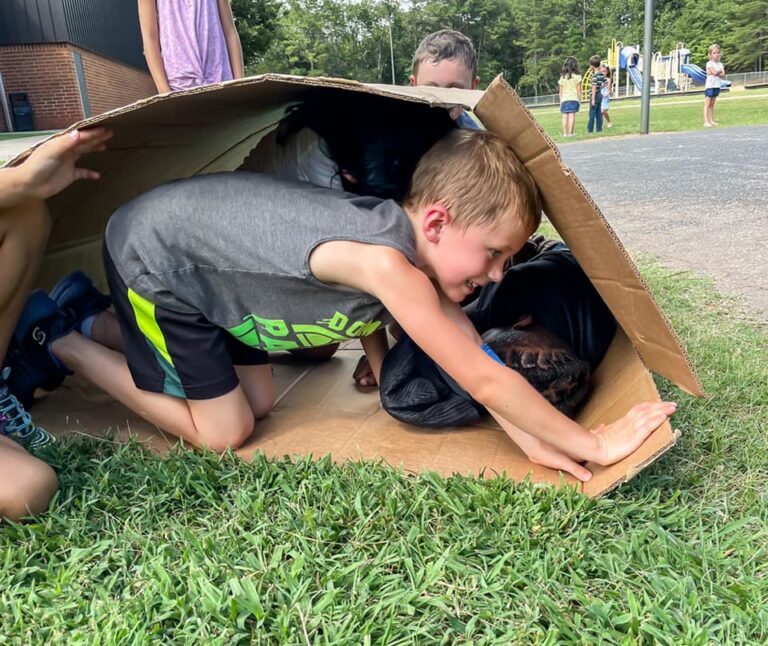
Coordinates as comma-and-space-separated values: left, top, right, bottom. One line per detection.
231, 0, 281, 69
727, 0, 768, 71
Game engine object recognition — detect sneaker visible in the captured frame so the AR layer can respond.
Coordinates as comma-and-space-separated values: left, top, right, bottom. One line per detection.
50, 271, 110, 334
606, 123, 613, 128
0, 367, 55, 450
4, 291, 74, 407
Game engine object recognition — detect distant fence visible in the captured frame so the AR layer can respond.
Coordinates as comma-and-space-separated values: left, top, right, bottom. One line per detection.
521, 70, 768, 108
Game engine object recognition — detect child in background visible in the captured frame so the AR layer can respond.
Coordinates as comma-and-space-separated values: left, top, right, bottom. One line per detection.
558, 57, 581, 137
704, 44, 725, 127
587, 55, 606, 133
0, 127, 111, 521
138, 0, 244, 93
409, 29, 483, 129
9, 129, 676, 481
599, 64, 613, 128
409, 29, 479, 90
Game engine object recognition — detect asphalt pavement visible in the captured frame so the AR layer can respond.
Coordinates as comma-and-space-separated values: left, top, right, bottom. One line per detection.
2, 126, 767, 322
559, 125, 768, 323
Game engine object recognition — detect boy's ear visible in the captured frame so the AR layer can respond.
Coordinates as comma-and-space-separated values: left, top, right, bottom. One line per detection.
408, 75, 417, 86
471, 76, 480, 89
422, 204, 451, 243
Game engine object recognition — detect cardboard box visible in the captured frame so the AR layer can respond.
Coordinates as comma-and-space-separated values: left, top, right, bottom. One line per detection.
7, 74, 703, 496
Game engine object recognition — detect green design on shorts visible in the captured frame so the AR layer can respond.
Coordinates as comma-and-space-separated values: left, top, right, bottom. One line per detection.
228, 311, 382, 351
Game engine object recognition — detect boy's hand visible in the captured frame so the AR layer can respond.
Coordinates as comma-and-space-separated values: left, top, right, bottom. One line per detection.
18, 127, 113, 200
513, 431, 593, 482
353, 355, 377, 387
591, 401, 677, 466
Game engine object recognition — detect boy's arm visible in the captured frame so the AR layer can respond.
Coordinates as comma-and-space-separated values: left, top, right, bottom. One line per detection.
217, 0, 245, 79
359, 328, 388, 385
591, 82, 597, 105
312, 242, 675, 465
137, 0, 172, 93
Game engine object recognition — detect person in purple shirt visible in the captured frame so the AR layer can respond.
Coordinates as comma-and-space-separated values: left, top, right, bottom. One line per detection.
138, 0, 245, 93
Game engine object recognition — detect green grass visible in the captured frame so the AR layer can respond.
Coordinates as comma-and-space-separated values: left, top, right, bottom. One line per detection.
530, 88, 768, 143
2, 259, 767, 643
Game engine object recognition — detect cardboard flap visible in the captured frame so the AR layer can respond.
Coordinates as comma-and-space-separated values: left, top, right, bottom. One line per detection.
7, 74, 471, 256
476, 76, 703, 397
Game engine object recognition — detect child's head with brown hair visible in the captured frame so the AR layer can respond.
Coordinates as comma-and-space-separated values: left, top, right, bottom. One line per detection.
410, 30, 479, 89
589, 54, 601, 69
562, 56, 579, 79
405, 128, 541, 233
403, 129, 542, 302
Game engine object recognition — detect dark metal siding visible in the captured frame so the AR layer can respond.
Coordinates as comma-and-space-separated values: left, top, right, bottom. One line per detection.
0, 0, 146, 70
0, 0, 69, 43
62, 0, 146, 70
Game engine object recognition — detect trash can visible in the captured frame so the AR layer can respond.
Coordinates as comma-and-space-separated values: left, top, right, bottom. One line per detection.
9, 92, 35, 132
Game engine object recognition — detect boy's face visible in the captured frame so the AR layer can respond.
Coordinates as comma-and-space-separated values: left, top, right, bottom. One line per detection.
410, 59, 479, 90
425, 209, 530, 303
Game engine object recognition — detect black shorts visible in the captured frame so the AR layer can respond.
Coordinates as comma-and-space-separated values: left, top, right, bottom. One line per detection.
103, 246, 269, 400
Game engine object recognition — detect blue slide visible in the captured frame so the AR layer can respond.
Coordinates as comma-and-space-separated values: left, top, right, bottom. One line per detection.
627, 65, 643, 93
681, 63, 731, 88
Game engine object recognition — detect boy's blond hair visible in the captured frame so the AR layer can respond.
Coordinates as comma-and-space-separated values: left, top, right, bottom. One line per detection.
412, 30, 478, 77
404, 129, 542, 234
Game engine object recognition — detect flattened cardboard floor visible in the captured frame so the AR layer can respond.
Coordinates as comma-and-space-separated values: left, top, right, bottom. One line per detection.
32, 332, 677, 498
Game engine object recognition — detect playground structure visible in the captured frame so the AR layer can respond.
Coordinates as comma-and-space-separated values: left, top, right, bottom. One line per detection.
581, 40, 731, 101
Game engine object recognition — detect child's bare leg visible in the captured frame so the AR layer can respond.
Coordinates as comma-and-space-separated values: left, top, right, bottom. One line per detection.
569, 113, 576, 135
90, 309, 124, 352
0, 200, 51, 360
235, 364, 276, 419
0, 435, 58, 521
51, 332, 261, 452
602, 110, 611, 125
562, 113, 568, 135
704, 98, 712, 125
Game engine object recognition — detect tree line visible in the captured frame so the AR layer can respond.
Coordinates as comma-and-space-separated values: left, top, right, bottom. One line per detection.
232, 0, 767, 95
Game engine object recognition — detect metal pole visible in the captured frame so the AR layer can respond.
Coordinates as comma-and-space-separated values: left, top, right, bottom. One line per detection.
388, 19, 396, 84
640, 0, 655, 134
0, 69, 13, 133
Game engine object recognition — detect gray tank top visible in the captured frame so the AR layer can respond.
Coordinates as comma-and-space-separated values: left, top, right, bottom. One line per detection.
105, 172, 416, 351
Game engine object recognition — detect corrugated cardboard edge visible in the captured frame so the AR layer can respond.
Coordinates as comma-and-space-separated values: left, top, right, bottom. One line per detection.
4, 74, 479, 168
476, 75, 703, 397
592, 429, 682, 497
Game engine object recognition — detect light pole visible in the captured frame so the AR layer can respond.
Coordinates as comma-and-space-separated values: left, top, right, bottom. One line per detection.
640, 0, 655, 134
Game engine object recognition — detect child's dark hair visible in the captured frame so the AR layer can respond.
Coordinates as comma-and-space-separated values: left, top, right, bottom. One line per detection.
276, 89, 456, 202
589, 55, 601, 69
412, 30, 478, 76
562, 56, 579, 80
482, 324, 591, 418
600, 64, 612, 79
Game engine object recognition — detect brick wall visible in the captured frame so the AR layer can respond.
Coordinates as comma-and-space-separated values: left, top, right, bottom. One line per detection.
79, 46, 155, 116
0, 43, 155, 132
0, 44, 82, 131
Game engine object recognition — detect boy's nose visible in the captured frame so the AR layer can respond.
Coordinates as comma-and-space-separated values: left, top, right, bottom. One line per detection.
487, 263, 504, 282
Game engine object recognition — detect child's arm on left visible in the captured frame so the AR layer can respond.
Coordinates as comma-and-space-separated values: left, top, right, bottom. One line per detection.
0, 128, 112, 208
216, 0, 245, 79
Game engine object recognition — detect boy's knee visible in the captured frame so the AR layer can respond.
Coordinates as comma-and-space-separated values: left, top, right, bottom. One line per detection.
200, 414, 255, 453
1, 460, 58, 522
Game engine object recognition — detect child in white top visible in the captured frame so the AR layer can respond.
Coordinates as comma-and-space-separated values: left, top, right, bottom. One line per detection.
599, 64, 613, 129
704, 44, 725, 127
